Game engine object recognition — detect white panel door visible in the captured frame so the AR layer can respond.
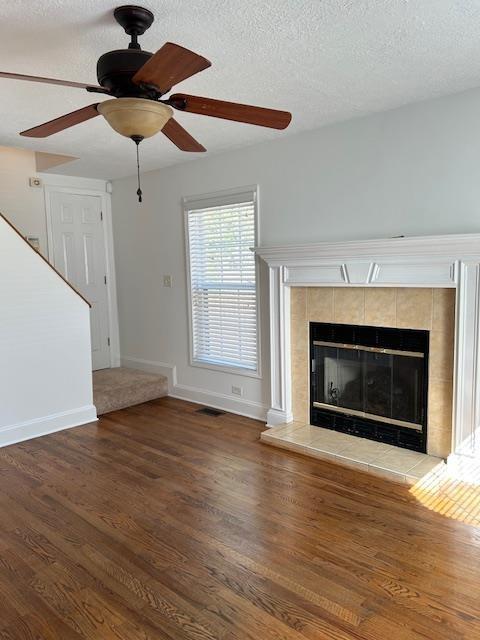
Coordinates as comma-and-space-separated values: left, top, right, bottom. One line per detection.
49, 192, 110, 370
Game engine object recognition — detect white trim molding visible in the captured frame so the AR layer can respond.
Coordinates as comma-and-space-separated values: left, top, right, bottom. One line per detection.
183, 185, 262, 379
171, 384, 268, 421
0, 405, 97, 449
120, 356, 177, 390
121, 355, 267, 420
254, 233, 480, 474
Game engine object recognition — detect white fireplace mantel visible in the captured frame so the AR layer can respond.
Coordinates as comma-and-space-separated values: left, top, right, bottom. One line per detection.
254, 233, 480, 474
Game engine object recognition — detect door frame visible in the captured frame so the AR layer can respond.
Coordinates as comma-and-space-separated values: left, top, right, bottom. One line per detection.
42, 174, 120, 369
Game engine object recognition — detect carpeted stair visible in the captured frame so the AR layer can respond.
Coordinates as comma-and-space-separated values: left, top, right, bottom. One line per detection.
93, 367, 168, 415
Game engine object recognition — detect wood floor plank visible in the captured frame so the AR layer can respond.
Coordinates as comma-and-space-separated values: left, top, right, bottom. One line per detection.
0, 397, 479, 639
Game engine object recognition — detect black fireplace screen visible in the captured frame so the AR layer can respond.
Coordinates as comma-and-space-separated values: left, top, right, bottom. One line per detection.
310, 323, 429, 452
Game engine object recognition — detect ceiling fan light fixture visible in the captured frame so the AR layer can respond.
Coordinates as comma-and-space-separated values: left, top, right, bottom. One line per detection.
97, 98, 173, 139
6, 5, 292, 204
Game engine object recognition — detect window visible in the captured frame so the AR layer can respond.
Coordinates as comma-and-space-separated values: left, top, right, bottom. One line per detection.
185, 187, 259, 375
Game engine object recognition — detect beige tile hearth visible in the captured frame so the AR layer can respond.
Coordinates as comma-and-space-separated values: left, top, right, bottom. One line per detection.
261, 423, 444, 485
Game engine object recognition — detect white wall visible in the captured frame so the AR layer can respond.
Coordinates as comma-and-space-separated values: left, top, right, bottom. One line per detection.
111, 86, 480, 419
0, 215, 96, 446
0, 151, 121, 378
0, 146, 112, 256
0, 146, 47, 254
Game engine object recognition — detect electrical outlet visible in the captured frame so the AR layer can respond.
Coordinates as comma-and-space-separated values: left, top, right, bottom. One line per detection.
231, 385, 243, 397
163, 275, 172, 288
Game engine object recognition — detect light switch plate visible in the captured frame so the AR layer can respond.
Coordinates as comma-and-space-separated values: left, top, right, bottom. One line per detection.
163, 275, 172, 288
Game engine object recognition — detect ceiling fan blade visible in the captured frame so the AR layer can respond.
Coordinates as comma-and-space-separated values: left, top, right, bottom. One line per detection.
0, 71, 104, 92
162, 118, 206, 152
132, 42, 211, 94
169, 94, 292, 130
20, 104, 100, 138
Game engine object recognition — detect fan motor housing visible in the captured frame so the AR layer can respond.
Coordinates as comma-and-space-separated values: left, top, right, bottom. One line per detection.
97, 49, 157, 98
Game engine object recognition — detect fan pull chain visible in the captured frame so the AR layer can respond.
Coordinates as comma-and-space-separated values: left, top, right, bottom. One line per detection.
131, 135, 144, 203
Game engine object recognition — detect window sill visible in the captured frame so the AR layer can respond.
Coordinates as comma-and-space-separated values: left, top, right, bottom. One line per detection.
190, 358, 262, 379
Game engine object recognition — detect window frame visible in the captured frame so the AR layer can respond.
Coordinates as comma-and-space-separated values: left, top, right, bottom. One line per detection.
183, 185, 261, 379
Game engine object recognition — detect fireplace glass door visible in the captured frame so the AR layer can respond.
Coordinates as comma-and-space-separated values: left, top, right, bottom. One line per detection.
309, 322, 429, 452
312, 341, 425, 430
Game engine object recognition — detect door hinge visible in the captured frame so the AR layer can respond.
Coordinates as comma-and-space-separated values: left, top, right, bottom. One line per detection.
104, 275, 107, 285
100, 211, 103, 221
107, 337, 110, 347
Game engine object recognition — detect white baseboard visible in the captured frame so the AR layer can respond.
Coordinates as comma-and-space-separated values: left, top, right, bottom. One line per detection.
171, 383, 268, 421
0, 404, 97, 448
120, 356, 267, 421
120, 356, 177, 389
266, 407, 293, 427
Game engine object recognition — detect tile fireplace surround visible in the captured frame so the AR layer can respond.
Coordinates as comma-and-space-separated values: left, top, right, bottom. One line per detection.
292, 287, 454, 458
254, 234, 480, 481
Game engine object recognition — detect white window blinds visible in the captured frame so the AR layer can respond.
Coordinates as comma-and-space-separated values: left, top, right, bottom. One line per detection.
185, 189, 258, 373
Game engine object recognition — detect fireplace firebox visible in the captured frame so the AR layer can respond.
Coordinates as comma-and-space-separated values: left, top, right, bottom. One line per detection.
310, 322, 429, 453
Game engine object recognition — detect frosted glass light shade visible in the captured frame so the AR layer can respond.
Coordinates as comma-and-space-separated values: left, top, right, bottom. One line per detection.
97, 98, 173, 139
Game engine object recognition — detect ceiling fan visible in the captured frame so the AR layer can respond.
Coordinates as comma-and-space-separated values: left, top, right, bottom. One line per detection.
0, 5, 292, 201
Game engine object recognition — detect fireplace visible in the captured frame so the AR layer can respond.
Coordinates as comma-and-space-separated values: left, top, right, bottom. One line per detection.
310, 322, 429, 453
255, 233, 480, 477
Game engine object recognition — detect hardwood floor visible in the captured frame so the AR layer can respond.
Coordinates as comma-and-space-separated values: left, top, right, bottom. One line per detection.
0, 398, 479, 639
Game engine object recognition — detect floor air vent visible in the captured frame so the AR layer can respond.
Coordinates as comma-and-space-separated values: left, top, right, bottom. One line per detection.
196, 407, 226, 417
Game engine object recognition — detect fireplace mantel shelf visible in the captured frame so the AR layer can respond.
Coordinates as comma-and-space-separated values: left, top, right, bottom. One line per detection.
254, 233, 480, 263
254, 232, 480, 481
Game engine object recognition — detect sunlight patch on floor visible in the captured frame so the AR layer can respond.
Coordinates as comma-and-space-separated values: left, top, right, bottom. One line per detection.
410, 465, 480, 526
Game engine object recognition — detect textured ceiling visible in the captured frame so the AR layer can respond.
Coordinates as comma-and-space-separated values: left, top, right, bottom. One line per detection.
2, 0, 480, 179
